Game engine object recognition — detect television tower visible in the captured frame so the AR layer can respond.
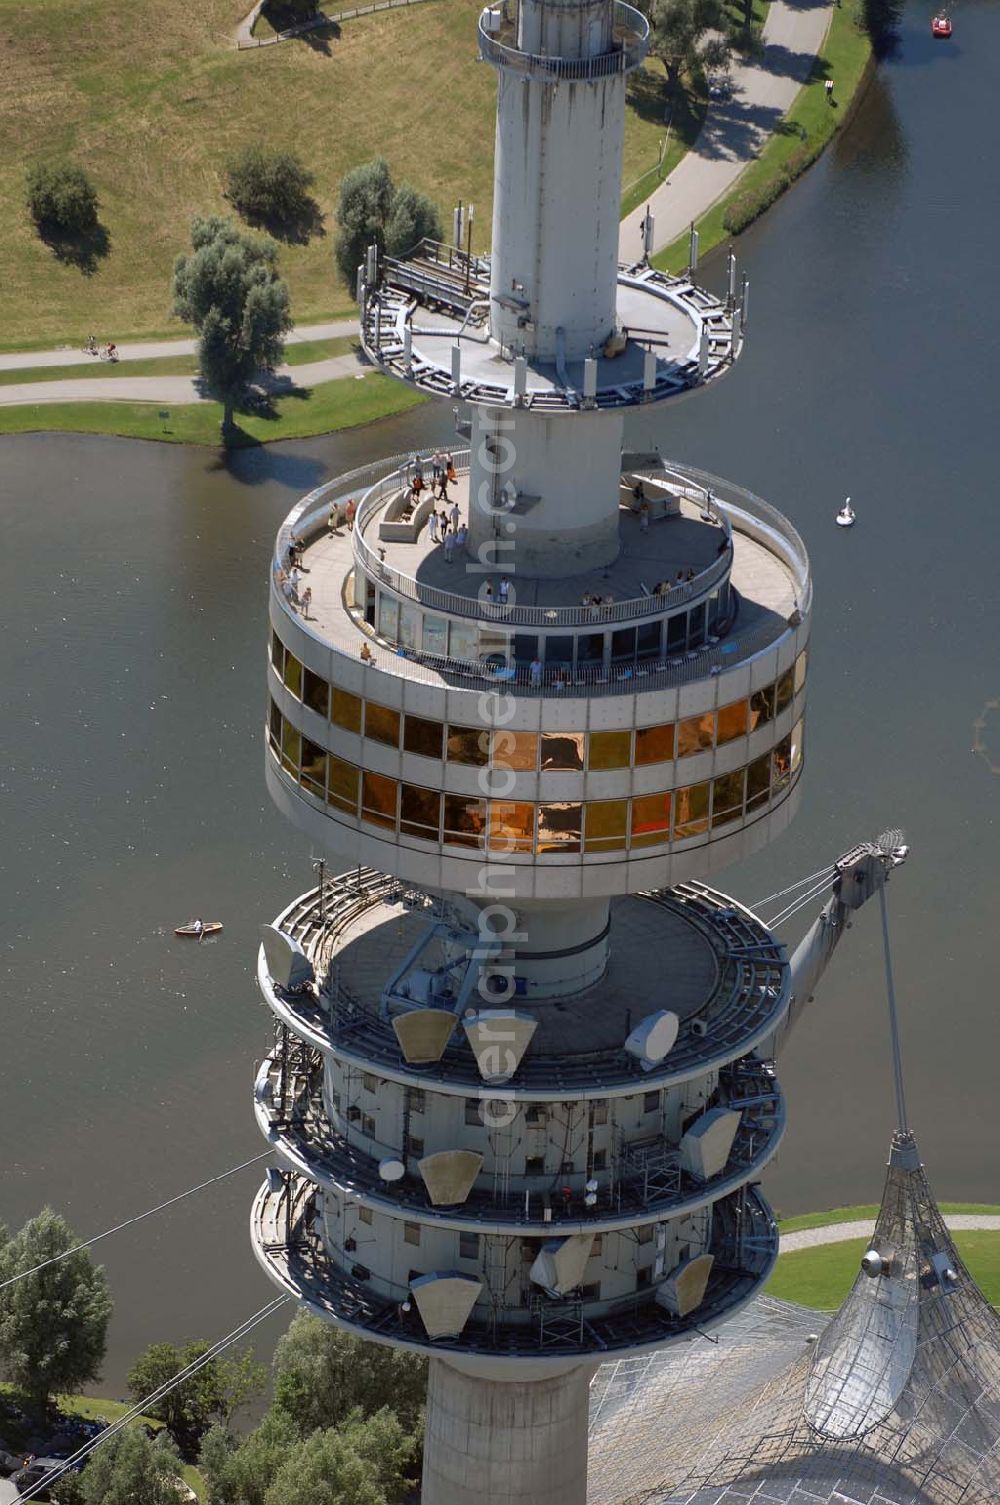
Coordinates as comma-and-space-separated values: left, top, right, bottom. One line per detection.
250, 0, 901, 1499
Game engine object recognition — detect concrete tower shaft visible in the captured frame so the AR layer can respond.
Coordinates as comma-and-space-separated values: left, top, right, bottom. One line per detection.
484, 0, 645, 362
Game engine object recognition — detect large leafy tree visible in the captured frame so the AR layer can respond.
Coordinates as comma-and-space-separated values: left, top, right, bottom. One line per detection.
200, 1408, 300, 1505
172, 215, 292, 439
644, 0, 735, 96
225, 145, 319, 238
272, 1312, 426, 1434
79, 1425, 181, 1505
263, 1428, 386, 1505
0, 1208, 112, 1416
334, 158, 441, 285
127, 1340, 265, 1458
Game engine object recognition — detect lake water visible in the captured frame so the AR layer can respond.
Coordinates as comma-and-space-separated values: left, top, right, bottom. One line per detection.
2, 2, 998, 1389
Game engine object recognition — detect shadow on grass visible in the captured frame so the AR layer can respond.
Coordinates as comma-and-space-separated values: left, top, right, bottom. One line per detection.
260, 1, 340, 52
39, 220, 111, 275
237, 196, 326, 246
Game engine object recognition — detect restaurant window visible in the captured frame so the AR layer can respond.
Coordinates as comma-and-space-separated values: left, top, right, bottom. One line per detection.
300, 738, 327, 799
746, 752, 771, 811
772, 733, 793, 792
577, 631, 604, 665
423, 615, 448, 656
327, 754, 359, 815
775, 667, 795, 716
400, 784, 441, 841
793, 648, 808, 696
677, 712, 715, 758
331, 687, 362, 735
404, 714, 443, 760
790, 718, 804, 773
280, 720, 301, 776
611, 626, 637, 661
712, 768, 746, 829
444, 794, 487, 848
589, 729, 631, 770
688, 602, 707, 648
446, 725, 489, 766
537, 802, 582, 853
666, 612, 687, 652
540, 732, 585, 772
749, 684, 774, 731
449, 619, 478, 661
637, 621, 662, 658
630, 792, 671, 848
489, 802, 535, 853
365, 700, 400, 748
399, 603, 420, 652
584, 800, 628, 852
377, 593, 400, 642
635, 723, 674, 766
716, 699, 749, 746
282, 650, 303, 700
362, 771, 397, 829
492, 731, 538, 771
303, 667, 329, 718
674, 781, 710, 838
268, 699, 282, 752
270, 630, 284, 674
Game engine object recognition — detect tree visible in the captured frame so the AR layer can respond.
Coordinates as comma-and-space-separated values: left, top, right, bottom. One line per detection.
334, 159, 442, 285
272, 1312, 426, 1434
200, 1408, 300, 1505
78, 1425, 181, 1505
338, 1405, 420, 1502
643, 0, 735, 97
26, 162, 99, 237
263, 1429, 387, 1505
225, 145, 319, 238
172, 215, 292, 439
127, 1340, 266, 1457
0, 1208, 112, 1416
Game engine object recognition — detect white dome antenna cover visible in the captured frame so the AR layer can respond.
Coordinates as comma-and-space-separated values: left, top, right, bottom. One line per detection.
624, 1010, 680, 1070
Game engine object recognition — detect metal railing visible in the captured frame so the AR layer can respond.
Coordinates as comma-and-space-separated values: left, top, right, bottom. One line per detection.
351, 453, 733, 628
478, 1, 649, 79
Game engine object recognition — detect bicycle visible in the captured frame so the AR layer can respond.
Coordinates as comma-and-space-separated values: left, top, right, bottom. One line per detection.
81, 335, 99, 356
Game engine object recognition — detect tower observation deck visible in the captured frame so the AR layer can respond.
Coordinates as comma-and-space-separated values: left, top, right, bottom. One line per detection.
246, 2, 886, 1501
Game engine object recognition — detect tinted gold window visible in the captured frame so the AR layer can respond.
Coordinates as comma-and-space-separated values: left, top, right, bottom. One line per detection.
716, 699, 749, 746
365, 701, 400, 748
282, 651, 303, 700
403, 714, 443, 760
746, 752, 771, 810
775, 668, 795, 716
584, 799, 628, 851
630, 792, 671, 848
677, 712, 715, 758
447, 726, 489, 766
362, 771, 397, 828
280, 719, 301, 775
268, 699, 282, 751
303, 667, 329, 718
749, 685, 775, 731
300, 738, 327, 798
540, 732, 585, 772
712, 769, 745, 828
791, 718, 804, 772
635, 723, 674, 766
443, 795, 487, 848
400, 784, 441, 840
794, 649, 808, 695
327, 755, 359, 814
489, 802, 535, 852
492, 731, 538, 771
589, 729, 631, 770
674, 782, 710, 838
271, 630, 284, 673
537, 803, 582, 852
331, 688, 362, 735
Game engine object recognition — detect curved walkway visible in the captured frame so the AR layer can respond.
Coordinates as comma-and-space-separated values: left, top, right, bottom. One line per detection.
620, 0, 834, 260
780, 1214, 1000, 1253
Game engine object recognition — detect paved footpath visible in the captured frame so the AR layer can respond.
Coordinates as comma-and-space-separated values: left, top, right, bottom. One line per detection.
780, 1214, 1000, 1254
0, 320, 365, 407
620, 0, 834, 261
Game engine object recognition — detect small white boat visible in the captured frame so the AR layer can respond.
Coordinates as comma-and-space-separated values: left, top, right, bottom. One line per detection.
175, 920, 224, 939
836, 498, 856, 528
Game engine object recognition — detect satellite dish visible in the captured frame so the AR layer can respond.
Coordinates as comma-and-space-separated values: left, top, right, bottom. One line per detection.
584, 1193, 598, 1207
585, 1179, 599, 1193
624, 1010, 680, 1069
861, 1248, 883, 1278
379, 1158, 406, 1182
260, 925, 314, 993
266, 1167, 284, 1195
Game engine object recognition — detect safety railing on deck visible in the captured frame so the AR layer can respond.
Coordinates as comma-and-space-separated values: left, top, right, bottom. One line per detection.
478, 1, 649, 79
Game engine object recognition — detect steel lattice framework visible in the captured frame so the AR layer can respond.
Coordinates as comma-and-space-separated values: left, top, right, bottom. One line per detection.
587, 1131, 1000, 1505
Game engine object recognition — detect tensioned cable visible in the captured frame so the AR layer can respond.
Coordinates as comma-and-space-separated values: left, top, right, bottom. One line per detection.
18, 1294, 291, 1503
747, 865, 837, 912
878, 882, 909, 1136
766, 872, 837, 930
0, 1151, 273, 1294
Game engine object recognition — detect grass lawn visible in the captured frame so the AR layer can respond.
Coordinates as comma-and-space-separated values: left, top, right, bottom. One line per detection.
0, 371, 425, 445
778, 1202, 1000, 1235
621, 67, 708, 221
0, 335, 357, 388
0, 1386, 206, 1500
652, 0, 872, 273
0, 0, 678, 350
767, 1231, 1000, 1311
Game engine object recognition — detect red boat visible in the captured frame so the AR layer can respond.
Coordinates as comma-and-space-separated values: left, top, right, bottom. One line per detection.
931, 13, 952, 36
